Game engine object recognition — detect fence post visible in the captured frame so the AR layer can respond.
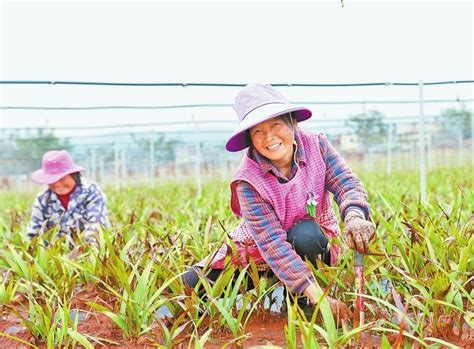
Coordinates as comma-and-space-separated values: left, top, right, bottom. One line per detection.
387, 123, 393, 175
121, 149, 127, 186
369, 148, 374, 172
99, 155, 105, 186
156, 159, 160, 184
418, 81, 427, 203
457, 129, 464, 166
114, 143, 120, 190
396, 147, 401, 171
427, 133, 433, 171
90, 148, 97, 181
192, 113, 202, 197
150, 134, 155, 187
471, 106, 474, 167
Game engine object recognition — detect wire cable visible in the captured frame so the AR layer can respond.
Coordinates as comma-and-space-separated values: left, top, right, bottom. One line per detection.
1, 99, 473, 112
1, 80, 474, 87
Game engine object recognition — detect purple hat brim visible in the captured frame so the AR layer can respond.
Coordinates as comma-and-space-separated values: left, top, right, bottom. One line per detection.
31, 165, 85, 185
226, 105, 312, 152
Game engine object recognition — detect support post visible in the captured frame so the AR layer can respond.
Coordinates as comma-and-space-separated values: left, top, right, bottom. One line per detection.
121, 149, 127, 186
114, 143, 120, 190
471, 107, 474, 167
193, 113, 202, 197
418, 81, 427, 203
99, 155, 105, 185
387, 123, 393, 175
150, 134, 155, 187
90, 148, 97, 181
457, 129, 464, 166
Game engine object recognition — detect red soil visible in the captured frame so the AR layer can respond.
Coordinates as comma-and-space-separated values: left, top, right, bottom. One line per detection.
1, 285, 473, 348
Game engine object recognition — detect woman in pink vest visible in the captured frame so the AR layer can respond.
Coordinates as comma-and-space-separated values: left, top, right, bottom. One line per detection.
183, 83, 375, 323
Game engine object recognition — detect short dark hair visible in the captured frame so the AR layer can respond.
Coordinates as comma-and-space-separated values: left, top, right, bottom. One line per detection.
279, 112, 294, 128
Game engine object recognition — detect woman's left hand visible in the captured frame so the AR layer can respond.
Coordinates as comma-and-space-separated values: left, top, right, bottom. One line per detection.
327, 296, 353, 325
343, 210, 375, 254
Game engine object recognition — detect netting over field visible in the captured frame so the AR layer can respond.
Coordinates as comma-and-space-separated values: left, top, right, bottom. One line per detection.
1, 80, 473, 191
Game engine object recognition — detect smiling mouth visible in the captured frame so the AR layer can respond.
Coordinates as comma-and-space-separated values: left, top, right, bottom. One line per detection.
266, 143, 281, 151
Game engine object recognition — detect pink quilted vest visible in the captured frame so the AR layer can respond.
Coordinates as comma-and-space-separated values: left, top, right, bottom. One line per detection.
229, 131, 341, 265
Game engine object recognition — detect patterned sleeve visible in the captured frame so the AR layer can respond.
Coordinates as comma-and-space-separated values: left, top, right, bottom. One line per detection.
82, 184, 110, 245
236, 180, 316, 294
26, 193, 46, 239
319, 133, 370, 219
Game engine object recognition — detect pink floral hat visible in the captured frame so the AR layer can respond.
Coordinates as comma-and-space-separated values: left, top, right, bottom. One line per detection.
226, 83, 312, 152
31, 150, 84, 184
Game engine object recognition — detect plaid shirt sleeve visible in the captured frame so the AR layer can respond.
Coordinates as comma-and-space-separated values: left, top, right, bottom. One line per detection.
235, 180, 316, 294
319, 134, 370, 219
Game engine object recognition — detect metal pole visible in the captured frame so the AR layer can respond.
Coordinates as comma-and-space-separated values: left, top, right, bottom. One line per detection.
457, 129, 464, 166
363, 144, 369, 173
155, 159, 165, 183
387, 123, 393, 175
427, 133, 433, 171
192, 113, 202, 197
87, 157, 92, 180
121, 149, 127, 186
471, 107, 474, 167
150, 134, 155, 187
433, 136, 437, 169
418, 81, 427, 203
368, 148, 373, 172
90, 148, 97, 181
443, 145, 448, 168
396, 148, 401, 171
114, 143, 120, 190
218, 151, 224, 179
99, 156, 105, 186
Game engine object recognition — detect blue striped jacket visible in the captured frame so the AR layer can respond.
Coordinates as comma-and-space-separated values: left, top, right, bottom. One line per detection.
26, 178, 110, 245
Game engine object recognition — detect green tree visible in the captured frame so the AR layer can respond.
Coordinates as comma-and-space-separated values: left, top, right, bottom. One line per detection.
7, 128, 72, 174
345, 110, 389, 148
438, 105, 472, 139
132, 133, 180, 161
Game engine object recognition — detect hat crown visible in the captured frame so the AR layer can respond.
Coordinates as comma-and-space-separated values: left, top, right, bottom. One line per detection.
226, 83, 311, 152
42, 150, 75, 175
234, 83, 288, 122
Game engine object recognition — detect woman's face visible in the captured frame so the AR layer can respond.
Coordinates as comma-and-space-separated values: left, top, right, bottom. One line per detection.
48, 174, 76, 195
249, 116, 295, 169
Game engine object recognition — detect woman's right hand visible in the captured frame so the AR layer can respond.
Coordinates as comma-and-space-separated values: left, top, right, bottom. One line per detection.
304, 283, 352, 324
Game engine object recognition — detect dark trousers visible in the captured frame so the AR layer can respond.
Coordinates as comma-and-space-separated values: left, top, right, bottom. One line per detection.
182, 220, 330, 290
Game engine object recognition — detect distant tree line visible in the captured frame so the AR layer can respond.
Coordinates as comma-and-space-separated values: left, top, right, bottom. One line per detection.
0, 106, 471, 175
345, 106, 472, 150
0, 129, 180, 176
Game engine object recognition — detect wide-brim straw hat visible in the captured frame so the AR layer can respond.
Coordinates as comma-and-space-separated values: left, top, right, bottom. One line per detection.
31, 150, 84, 184
226, 83, 312, 152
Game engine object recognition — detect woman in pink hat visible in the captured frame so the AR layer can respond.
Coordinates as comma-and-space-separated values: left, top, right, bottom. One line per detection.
26, 150, 110, 248
183, 83, 375, 323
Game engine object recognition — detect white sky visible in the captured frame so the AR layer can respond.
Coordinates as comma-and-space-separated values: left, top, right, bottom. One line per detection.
0, 0, 473, 137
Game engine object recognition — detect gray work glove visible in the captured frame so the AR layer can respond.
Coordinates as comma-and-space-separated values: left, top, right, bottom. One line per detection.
343, 210, 375, 254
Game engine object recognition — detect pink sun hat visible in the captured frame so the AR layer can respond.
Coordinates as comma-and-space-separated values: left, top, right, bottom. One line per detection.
225, 83, 312, 152
31, 150, 85, 184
